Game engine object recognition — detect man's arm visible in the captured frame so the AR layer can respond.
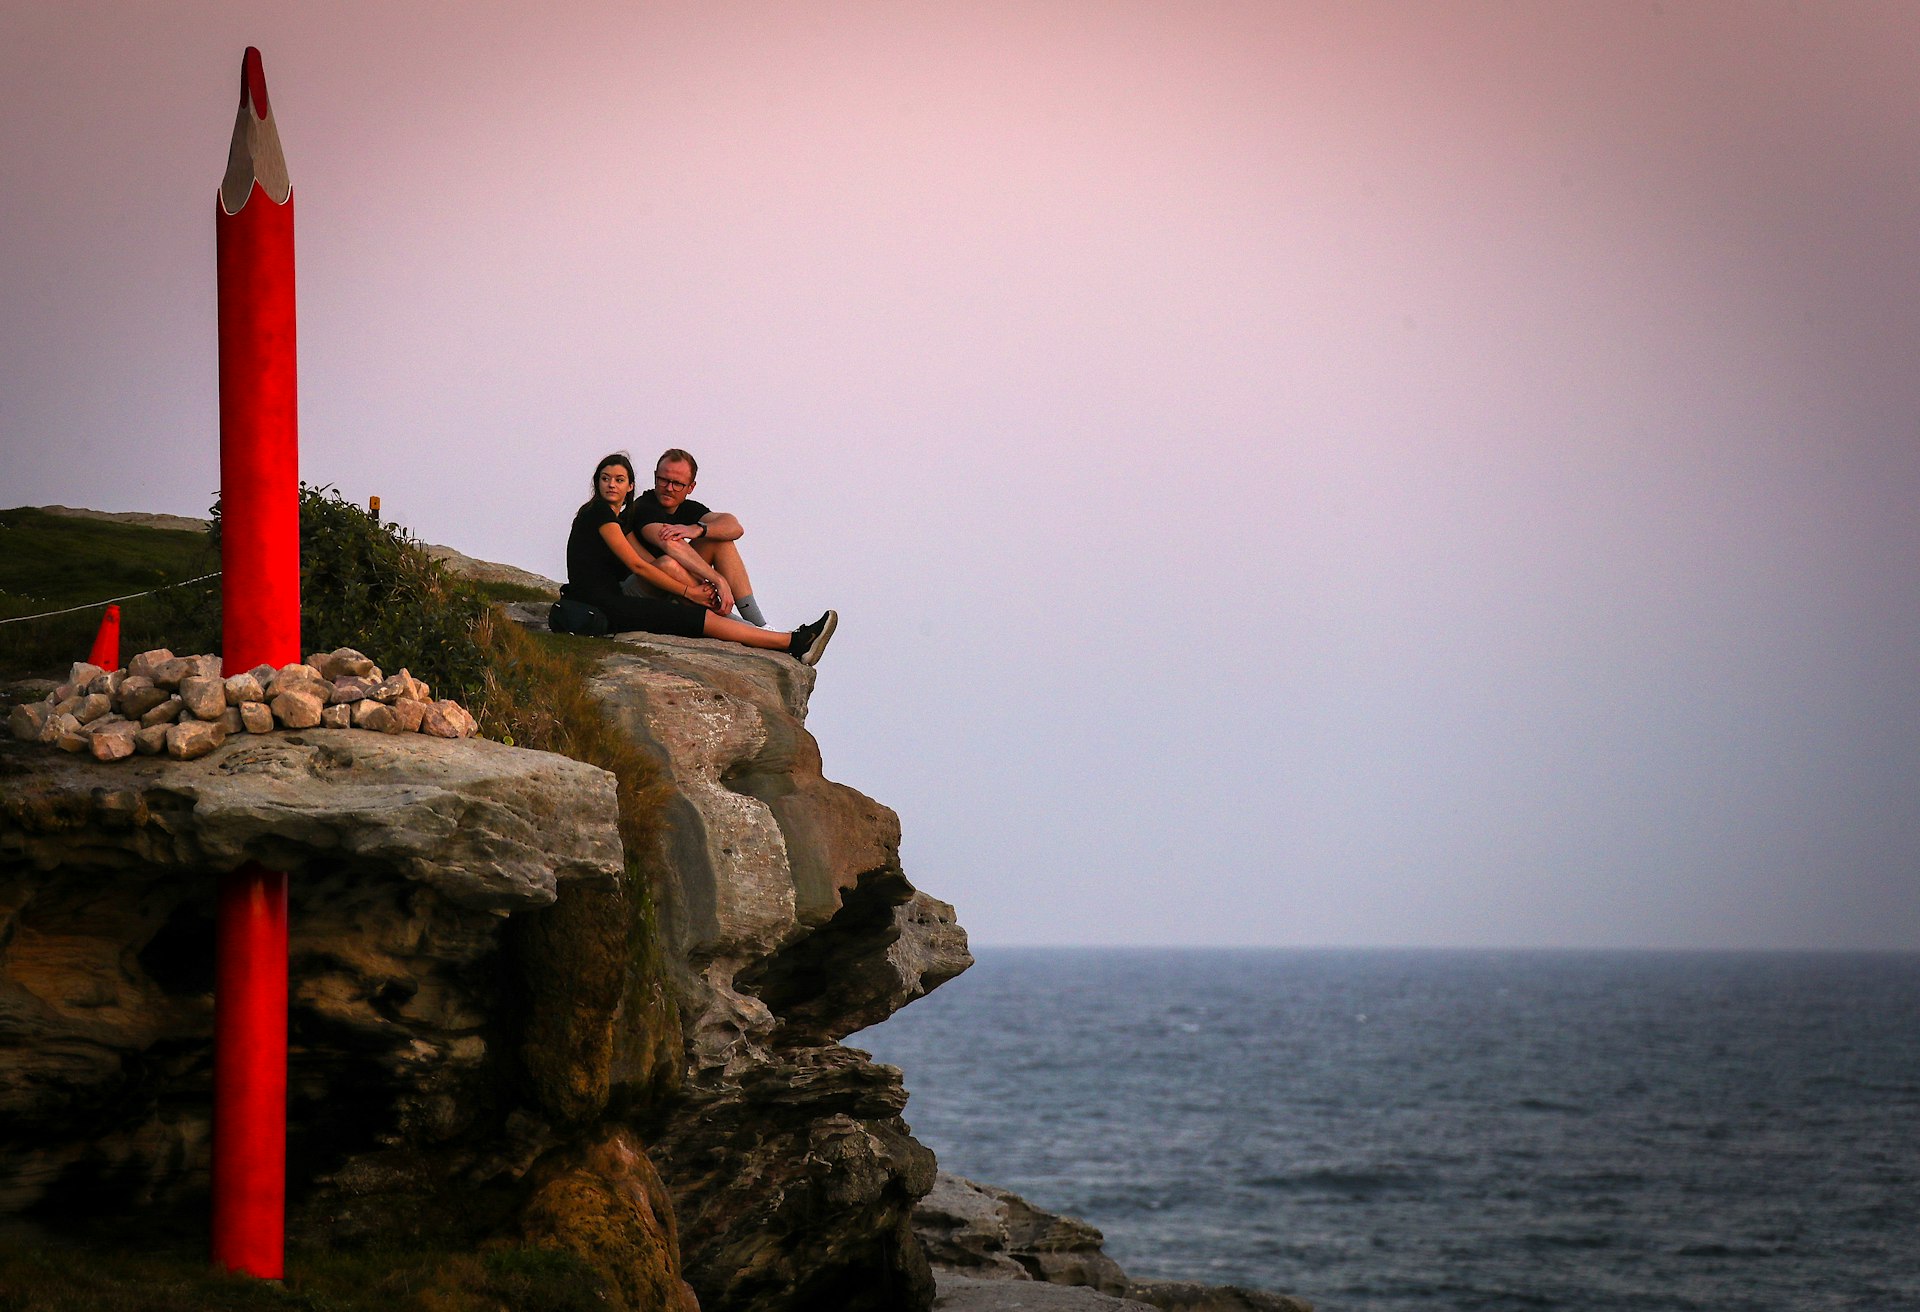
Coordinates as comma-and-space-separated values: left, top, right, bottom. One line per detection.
655, 512, 741, 544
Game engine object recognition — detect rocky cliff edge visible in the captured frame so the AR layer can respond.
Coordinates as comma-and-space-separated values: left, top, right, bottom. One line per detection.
580, 631, 972, 1310
0, 621, 969, 1312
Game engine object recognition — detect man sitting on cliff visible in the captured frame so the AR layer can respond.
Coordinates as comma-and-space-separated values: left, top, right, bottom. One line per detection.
624, 447, 768, 627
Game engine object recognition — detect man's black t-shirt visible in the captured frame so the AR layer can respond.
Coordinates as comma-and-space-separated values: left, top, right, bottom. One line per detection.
626, 489, 711, 558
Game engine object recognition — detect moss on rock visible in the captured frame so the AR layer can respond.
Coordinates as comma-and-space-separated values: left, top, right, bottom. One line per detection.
518, 1127, 699, 1312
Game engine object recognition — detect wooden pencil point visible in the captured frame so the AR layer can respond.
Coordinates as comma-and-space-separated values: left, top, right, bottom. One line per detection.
220, 47, 290, 213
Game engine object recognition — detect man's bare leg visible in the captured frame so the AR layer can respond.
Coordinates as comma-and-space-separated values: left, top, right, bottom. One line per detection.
642, 518, 765, 625
696, 538, 758, 621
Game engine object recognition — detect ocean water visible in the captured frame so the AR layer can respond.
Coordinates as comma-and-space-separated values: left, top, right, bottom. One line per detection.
852, 949, 1920, 1311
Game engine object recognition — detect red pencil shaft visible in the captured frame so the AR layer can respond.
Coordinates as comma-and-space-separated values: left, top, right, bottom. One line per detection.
212, 50, 298, 1279
211, 863, 288, 1278
216, 181, 300, 676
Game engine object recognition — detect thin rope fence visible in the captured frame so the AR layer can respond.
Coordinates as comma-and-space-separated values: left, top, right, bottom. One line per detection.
0, 573, 221, 626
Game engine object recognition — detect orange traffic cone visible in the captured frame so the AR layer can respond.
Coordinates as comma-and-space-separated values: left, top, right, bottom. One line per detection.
88, 604, 121, 671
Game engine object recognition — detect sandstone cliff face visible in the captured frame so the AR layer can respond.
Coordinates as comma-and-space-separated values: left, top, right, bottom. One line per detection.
0, 733, 622, 1232
579, 634, 972, 1312
0, 629, 971, 1311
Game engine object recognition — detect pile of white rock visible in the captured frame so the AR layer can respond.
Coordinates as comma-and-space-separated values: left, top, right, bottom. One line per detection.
8, 647, 480, 762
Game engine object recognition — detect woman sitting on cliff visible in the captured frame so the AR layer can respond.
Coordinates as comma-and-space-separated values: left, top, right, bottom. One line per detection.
565, 453, 837, 664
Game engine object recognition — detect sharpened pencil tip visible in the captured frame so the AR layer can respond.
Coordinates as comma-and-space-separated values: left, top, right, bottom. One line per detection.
221, 46, 290, 210
242, 47, 271, 121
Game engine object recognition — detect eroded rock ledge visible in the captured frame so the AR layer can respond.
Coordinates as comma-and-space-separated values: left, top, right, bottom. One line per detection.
0, 731, 618, 907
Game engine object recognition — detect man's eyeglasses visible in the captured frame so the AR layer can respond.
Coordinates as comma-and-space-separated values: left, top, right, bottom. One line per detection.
655, 473, 691, 492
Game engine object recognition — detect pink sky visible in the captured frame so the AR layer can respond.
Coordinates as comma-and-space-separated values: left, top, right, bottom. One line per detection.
4, 2, 1918, 947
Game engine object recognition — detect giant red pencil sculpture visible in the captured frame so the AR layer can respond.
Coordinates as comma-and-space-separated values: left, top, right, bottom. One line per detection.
212, 46, 296, 1280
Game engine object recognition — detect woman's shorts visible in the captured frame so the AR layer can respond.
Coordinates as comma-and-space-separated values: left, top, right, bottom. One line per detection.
574, 590, 707, 639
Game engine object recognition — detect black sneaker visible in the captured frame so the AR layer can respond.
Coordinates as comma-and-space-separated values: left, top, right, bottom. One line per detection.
789, 610, 838, 666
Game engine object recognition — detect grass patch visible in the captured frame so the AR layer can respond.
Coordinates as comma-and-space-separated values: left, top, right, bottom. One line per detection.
1, 493, 540, 698
0, 1233, 609, 1312
471, 611, 665, 852
0, 507, 220, 679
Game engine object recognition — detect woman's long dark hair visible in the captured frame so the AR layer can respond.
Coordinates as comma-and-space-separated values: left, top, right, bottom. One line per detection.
586, 451, 638, 512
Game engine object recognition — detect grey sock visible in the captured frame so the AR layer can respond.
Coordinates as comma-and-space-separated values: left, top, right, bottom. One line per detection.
736, 594, 767, 627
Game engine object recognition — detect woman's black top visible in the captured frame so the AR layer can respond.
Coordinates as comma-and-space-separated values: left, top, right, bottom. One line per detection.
566, 498, 633, 601
562, 497, 707, 639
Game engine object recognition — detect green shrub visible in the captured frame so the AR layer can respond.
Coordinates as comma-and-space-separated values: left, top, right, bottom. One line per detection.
207, 485, 491, 703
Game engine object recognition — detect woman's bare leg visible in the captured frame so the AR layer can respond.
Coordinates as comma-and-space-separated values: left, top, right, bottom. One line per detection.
702, 611, 790, 650
650, 554, 697, 589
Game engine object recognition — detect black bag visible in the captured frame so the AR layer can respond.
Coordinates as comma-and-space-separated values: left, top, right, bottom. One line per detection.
549, 596, 609, 636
